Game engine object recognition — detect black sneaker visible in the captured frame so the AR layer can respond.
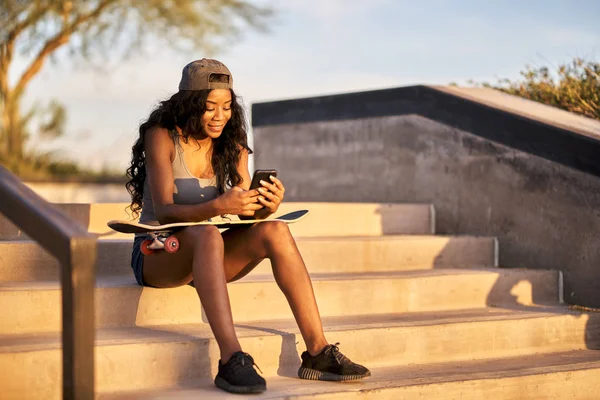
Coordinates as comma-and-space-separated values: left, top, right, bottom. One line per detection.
214, 351, 266, 394
298, 342, 371, 381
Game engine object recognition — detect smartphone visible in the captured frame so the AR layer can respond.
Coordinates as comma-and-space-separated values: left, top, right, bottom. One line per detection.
240, 169, 277, 216
249, 169, 277, 190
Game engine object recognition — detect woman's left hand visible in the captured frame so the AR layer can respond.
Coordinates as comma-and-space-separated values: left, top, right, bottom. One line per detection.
257, 175, 285, 214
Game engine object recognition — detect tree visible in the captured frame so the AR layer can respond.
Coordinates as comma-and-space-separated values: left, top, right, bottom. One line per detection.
480, 57, 600, 122
0, 0, 272, 162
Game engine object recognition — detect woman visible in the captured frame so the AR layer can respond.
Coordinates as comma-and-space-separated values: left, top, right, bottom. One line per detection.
126, 59, 370, 394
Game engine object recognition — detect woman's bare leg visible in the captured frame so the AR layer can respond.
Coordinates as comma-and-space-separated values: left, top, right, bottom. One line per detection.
141, 221, 329, 359
142, 225, 242, 361
221, 221, 329, 355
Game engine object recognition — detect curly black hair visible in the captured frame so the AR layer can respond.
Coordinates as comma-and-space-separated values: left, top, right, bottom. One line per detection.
125, 88, 252, 218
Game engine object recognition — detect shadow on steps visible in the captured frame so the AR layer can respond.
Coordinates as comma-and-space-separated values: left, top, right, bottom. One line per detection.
234, 324, 301, 377
432, 242, 600, 353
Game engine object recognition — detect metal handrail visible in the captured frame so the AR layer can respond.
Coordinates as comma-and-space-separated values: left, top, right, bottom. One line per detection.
0, 166, 96, 400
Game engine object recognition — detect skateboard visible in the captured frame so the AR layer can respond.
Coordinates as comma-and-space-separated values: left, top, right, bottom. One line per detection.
107, 210, 309, 255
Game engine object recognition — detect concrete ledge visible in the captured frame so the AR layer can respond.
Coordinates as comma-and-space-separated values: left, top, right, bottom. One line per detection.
252, 85, 600, 176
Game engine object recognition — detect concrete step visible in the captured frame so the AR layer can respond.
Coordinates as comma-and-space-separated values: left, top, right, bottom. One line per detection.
0, 235, 497, 282
0, 202, 434, 240
0, 269, 560, 334
97, 350, 600, 400
2, 308, 598, 398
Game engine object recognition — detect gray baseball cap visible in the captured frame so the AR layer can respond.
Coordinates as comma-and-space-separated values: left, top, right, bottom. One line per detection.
178, 59, 233, 91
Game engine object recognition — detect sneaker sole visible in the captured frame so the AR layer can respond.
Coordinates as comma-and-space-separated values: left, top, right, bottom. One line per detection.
214, 376, 267, 394
298, 367, 371, 382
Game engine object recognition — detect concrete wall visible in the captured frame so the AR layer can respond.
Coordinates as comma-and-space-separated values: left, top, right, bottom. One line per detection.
254, 114, 600, 308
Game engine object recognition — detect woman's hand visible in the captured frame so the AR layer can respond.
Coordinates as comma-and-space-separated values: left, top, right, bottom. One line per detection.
257, 175, 285, 214
217, 186, 263, 216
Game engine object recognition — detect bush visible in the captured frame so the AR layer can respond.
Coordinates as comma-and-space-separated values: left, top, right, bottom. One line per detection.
481, 58, 600, 121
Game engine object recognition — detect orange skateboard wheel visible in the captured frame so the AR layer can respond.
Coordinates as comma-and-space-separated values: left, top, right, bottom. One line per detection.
140, 239, 155, 255
164, 236, 180, 253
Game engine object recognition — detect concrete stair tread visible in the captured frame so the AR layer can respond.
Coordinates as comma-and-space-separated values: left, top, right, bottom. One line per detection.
0, 305, 581, 351
0, 267, 547, 291
1, 268, 560, 334
0, 234, 495, 245
0, 235, 498, 282
0, 234, 496, 251
239, 268, 551, 283
5, 307, 597, 397
99, 350, 600, 399
0, 202, 437, 240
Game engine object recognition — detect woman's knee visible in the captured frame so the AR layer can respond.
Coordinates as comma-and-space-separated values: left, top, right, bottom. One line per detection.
257, 220, 293, 248
180, 224, 223, 246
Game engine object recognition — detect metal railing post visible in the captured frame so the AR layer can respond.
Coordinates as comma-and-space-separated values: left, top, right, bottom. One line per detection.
62, 238, 97, 400
0, 166, 96, 399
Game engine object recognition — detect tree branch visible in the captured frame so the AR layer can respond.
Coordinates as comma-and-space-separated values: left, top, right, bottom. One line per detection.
0, 68, 7, 104
1, 3, 56, 89
0, 45, 7, 99
2, 5, 48, 46
0, 38, 13, 104
0, 4, 37, 101
1, 29, 16, 77
12, 0, 117, 98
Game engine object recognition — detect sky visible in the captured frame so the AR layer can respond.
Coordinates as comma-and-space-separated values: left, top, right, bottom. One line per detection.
11, 0, 600, 171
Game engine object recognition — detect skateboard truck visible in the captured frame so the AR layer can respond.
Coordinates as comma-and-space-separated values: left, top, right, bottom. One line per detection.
140, 232, 180, 255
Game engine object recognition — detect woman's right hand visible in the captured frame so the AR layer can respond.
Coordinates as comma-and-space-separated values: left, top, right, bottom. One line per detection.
217, 186, 263, 216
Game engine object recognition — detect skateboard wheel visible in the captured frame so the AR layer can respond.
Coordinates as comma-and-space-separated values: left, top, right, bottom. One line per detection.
140, 239, 155, 255
164, 236, 179, 253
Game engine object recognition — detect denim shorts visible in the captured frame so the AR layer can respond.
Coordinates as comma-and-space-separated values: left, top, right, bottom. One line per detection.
130, 235, 194, 288
131, 235, 149, 286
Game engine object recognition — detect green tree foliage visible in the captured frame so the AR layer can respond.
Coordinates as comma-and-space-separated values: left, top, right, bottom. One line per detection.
484, 58, 600, 122
0, 0, 272, 178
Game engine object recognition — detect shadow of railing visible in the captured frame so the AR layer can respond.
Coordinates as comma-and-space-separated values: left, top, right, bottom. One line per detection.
0, 166, 97, 399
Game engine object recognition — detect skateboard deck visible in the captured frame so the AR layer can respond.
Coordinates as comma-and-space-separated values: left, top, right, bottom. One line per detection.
107, 210, 309, 254
108, 210, 309, 234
